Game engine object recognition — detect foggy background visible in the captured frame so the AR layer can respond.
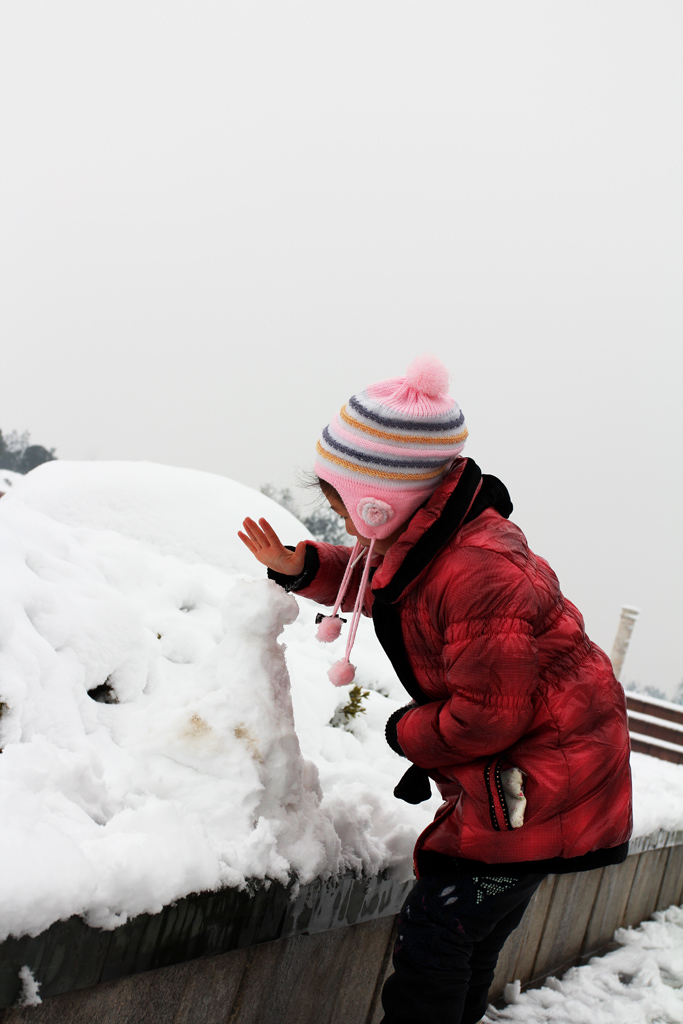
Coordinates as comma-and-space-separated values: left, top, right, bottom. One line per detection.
1, 1, 681, 694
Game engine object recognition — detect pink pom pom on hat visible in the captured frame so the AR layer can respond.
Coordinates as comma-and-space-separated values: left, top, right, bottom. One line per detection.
314, 354, 468, 540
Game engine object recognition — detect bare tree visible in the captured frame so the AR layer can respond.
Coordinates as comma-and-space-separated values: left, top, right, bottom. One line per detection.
0, 430, 56, 474
261, 483, 347, 545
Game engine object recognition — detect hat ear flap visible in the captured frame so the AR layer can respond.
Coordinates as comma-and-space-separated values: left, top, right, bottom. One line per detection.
357, 498, 395, 528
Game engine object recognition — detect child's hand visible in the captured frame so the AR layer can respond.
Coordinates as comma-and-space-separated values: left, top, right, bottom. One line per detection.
238, 517, 307, 576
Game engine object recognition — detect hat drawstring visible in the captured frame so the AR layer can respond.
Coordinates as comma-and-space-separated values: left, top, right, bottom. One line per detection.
315, 540, 363, 642
327, 538, 376, 687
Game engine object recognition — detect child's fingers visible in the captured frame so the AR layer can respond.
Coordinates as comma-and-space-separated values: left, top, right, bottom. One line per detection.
237, 530, 257, 554
258, 518, 283, 549
241, 518, 268, 548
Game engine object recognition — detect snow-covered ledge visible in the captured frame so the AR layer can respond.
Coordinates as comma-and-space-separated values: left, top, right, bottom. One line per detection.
628, 828, 683, 855
0, 868, 414, 1009
0, 829, 682, 1016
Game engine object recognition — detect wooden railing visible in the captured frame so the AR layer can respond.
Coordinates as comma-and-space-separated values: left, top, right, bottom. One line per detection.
626, 692, 683, 765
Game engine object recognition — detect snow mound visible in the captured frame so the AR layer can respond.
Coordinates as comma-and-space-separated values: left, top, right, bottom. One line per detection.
0, 461, 424, 940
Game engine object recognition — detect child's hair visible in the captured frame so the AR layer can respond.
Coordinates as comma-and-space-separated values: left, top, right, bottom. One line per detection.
317, 477, 342, 505
298, 469, 343, 507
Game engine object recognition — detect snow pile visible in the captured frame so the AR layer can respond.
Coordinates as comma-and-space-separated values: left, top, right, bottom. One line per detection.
0, 460, 682, 943
485, 904, 683, 1023
0, 461, 428, 940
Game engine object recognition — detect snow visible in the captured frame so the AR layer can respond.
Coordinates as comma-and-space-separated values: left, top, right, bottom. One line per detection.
484, 905, 683, 1024
16, 966, 41, 1007
0, 460, 682, 943
630, 752, 683, 839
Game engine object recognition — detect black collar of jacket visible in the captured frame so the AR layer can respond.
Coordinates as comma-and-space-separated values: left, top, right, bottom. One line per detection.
371, 459, 513, 707
372, 459, 512, 607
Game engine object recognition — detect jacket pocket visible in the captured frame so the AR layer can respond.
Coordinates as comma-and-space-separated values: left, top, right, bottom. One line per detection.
484, 758, 527, 830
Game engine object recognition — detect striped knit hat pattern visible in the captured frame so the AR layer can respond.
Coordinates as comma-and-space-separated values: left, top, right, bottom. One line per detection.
314, 355, 468, 540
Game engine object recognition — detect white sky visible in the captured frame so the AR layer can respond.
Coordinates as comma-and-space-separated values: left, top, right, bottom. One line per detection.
1, 1, 682, 694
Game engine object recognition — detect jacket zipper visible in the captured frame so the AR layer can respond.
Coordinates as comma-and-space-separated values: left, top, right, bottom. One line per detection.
485, 757, 513, 831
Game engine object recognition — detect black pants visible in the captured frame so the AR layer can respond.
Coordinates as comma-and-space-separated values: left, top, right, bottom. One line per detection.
380, 871, 545, 1024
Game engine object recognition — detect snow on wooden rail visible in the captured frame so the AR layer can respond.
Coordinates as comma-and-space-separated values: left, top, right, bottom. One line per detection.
626, 693, 683, 765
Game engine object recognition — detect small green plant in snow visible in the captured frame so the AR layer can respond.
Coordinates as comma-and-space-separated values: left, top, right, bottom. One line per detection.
330, 685, 370, 729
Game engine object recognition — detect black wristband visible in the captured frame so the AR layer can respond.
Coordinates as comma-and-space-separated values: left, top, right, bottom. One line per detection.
267, 544, 320, 593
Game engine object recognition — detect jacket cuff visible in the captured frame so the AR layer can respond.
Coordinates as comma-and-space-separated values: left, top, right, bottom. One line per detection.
267, 543, 320, 593
385, 703, 416, 757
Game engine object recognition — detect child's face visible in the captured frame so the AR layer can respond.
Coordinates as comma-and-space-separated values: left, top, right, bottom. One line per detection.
326, 491, 366, 542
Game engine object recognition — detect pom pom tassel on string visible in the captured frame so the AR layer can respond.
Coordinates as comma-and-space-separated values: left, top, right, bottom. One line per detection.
316, 615, 344, 642
327, 538, 376, 687
328, 659, 356, 686
315, 541, 363, 644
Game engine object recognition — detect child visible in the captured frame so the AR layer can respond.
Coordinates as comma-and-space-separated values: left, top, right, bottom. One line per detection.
238, 356, 632, 1024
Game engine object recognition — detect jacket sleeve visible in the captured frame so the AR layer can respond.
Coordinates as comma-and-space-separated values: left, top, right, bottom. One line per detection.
396, 547, 541, 770
269, 542, 378, 616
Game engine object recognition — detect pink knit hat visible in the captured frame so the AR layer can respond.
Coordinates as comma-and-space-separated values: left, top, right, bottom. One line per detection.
314, 355, 467, 686
314, 355, 467, 540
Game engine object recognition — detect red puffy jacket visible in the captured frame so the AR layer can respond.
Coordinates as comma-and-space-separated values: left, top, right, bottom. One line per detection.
289, 458, 632, 876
